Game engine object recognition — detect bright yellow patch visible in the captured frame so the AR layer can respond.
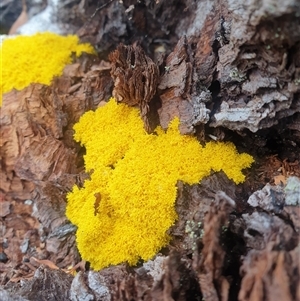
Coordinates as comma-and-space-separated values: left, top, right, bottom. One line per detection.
0, 32, 95, 105
66, 98, 254, 270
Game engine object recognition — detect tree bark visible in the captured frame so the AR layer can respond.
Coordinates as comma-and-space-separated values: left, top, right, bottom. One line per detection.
1, 1, 300, 300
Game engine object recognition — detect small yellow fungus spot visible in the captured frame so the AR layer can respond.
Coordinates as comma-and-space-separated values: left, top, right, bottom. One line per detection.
0, 32, 95, 105
66, 98, 254, 270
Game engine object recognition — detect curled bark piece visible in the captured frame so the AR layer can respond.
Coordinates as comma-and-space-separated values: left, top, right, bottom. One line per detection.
158, 36, 192, 99
109, 43, 159, 132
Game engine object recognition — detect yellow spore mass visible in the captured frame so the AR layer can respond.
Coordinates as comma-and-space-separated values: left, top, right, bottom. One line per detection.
0, 32, 95, 105
66, 98, 254, 270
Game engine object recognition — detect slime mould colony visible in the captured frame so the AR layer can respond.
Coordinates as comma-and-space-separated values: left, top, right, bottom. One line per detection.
0, 32, 95, 105
66, 98, 254, 270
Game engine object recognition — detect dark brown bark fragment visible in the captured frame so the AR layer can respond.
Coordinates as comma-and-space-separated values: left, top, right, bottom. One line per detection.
109, 43, 159, 132
193, 192, 235, 301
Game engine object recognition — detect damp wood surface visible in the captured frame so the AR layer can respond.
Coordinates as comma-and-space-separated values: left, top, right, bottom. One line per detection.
1, 0, 300, 300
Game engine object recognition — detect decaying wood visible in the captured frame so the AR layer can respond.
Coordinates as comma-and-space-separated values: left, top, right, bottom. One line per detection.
230, 182, 300, 301
0, 54, 112, 285
211, 1, 300, 132
1, 0, 300, 300
10, 0, 300, 135
77, 1, 187, 56
193, 192, 235, 301
241, 182, 299, 251
113, 273, 153, 301
151, 251, 201, 301
6, 265, 73, 301
158, 36, 211, 134
109, 43, 159, 132
71, 266, 128, 301
171, 174, 236, 254
239, 244, 300, 301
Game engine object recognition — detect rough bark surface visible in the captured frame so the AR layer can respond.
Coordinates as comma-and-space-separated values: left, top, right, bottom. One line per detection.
212, 0, 300, 132
157, 36, 211, 134
193, 192, 235, 301
0, 54, 112, 286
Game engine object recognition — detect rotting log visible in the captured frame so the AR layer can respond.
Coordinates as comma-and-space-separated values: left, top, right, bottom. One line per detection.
1, 1, 300, 301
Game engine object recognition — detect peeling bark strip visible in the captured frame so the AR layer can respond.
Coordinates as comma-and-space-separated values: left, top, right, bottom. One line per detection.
158, 36, 193, 99
239, 244, 300, 301
193, 192, 236, 301
158, 36, 193, 132
158, 36, 211, 134
109, 44, 159, 132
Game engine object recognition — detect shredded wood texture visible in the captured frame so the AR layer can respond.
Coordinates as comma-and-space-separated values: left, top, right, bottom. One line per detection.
193, 192, 235, 301
109, 44, 159, 132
